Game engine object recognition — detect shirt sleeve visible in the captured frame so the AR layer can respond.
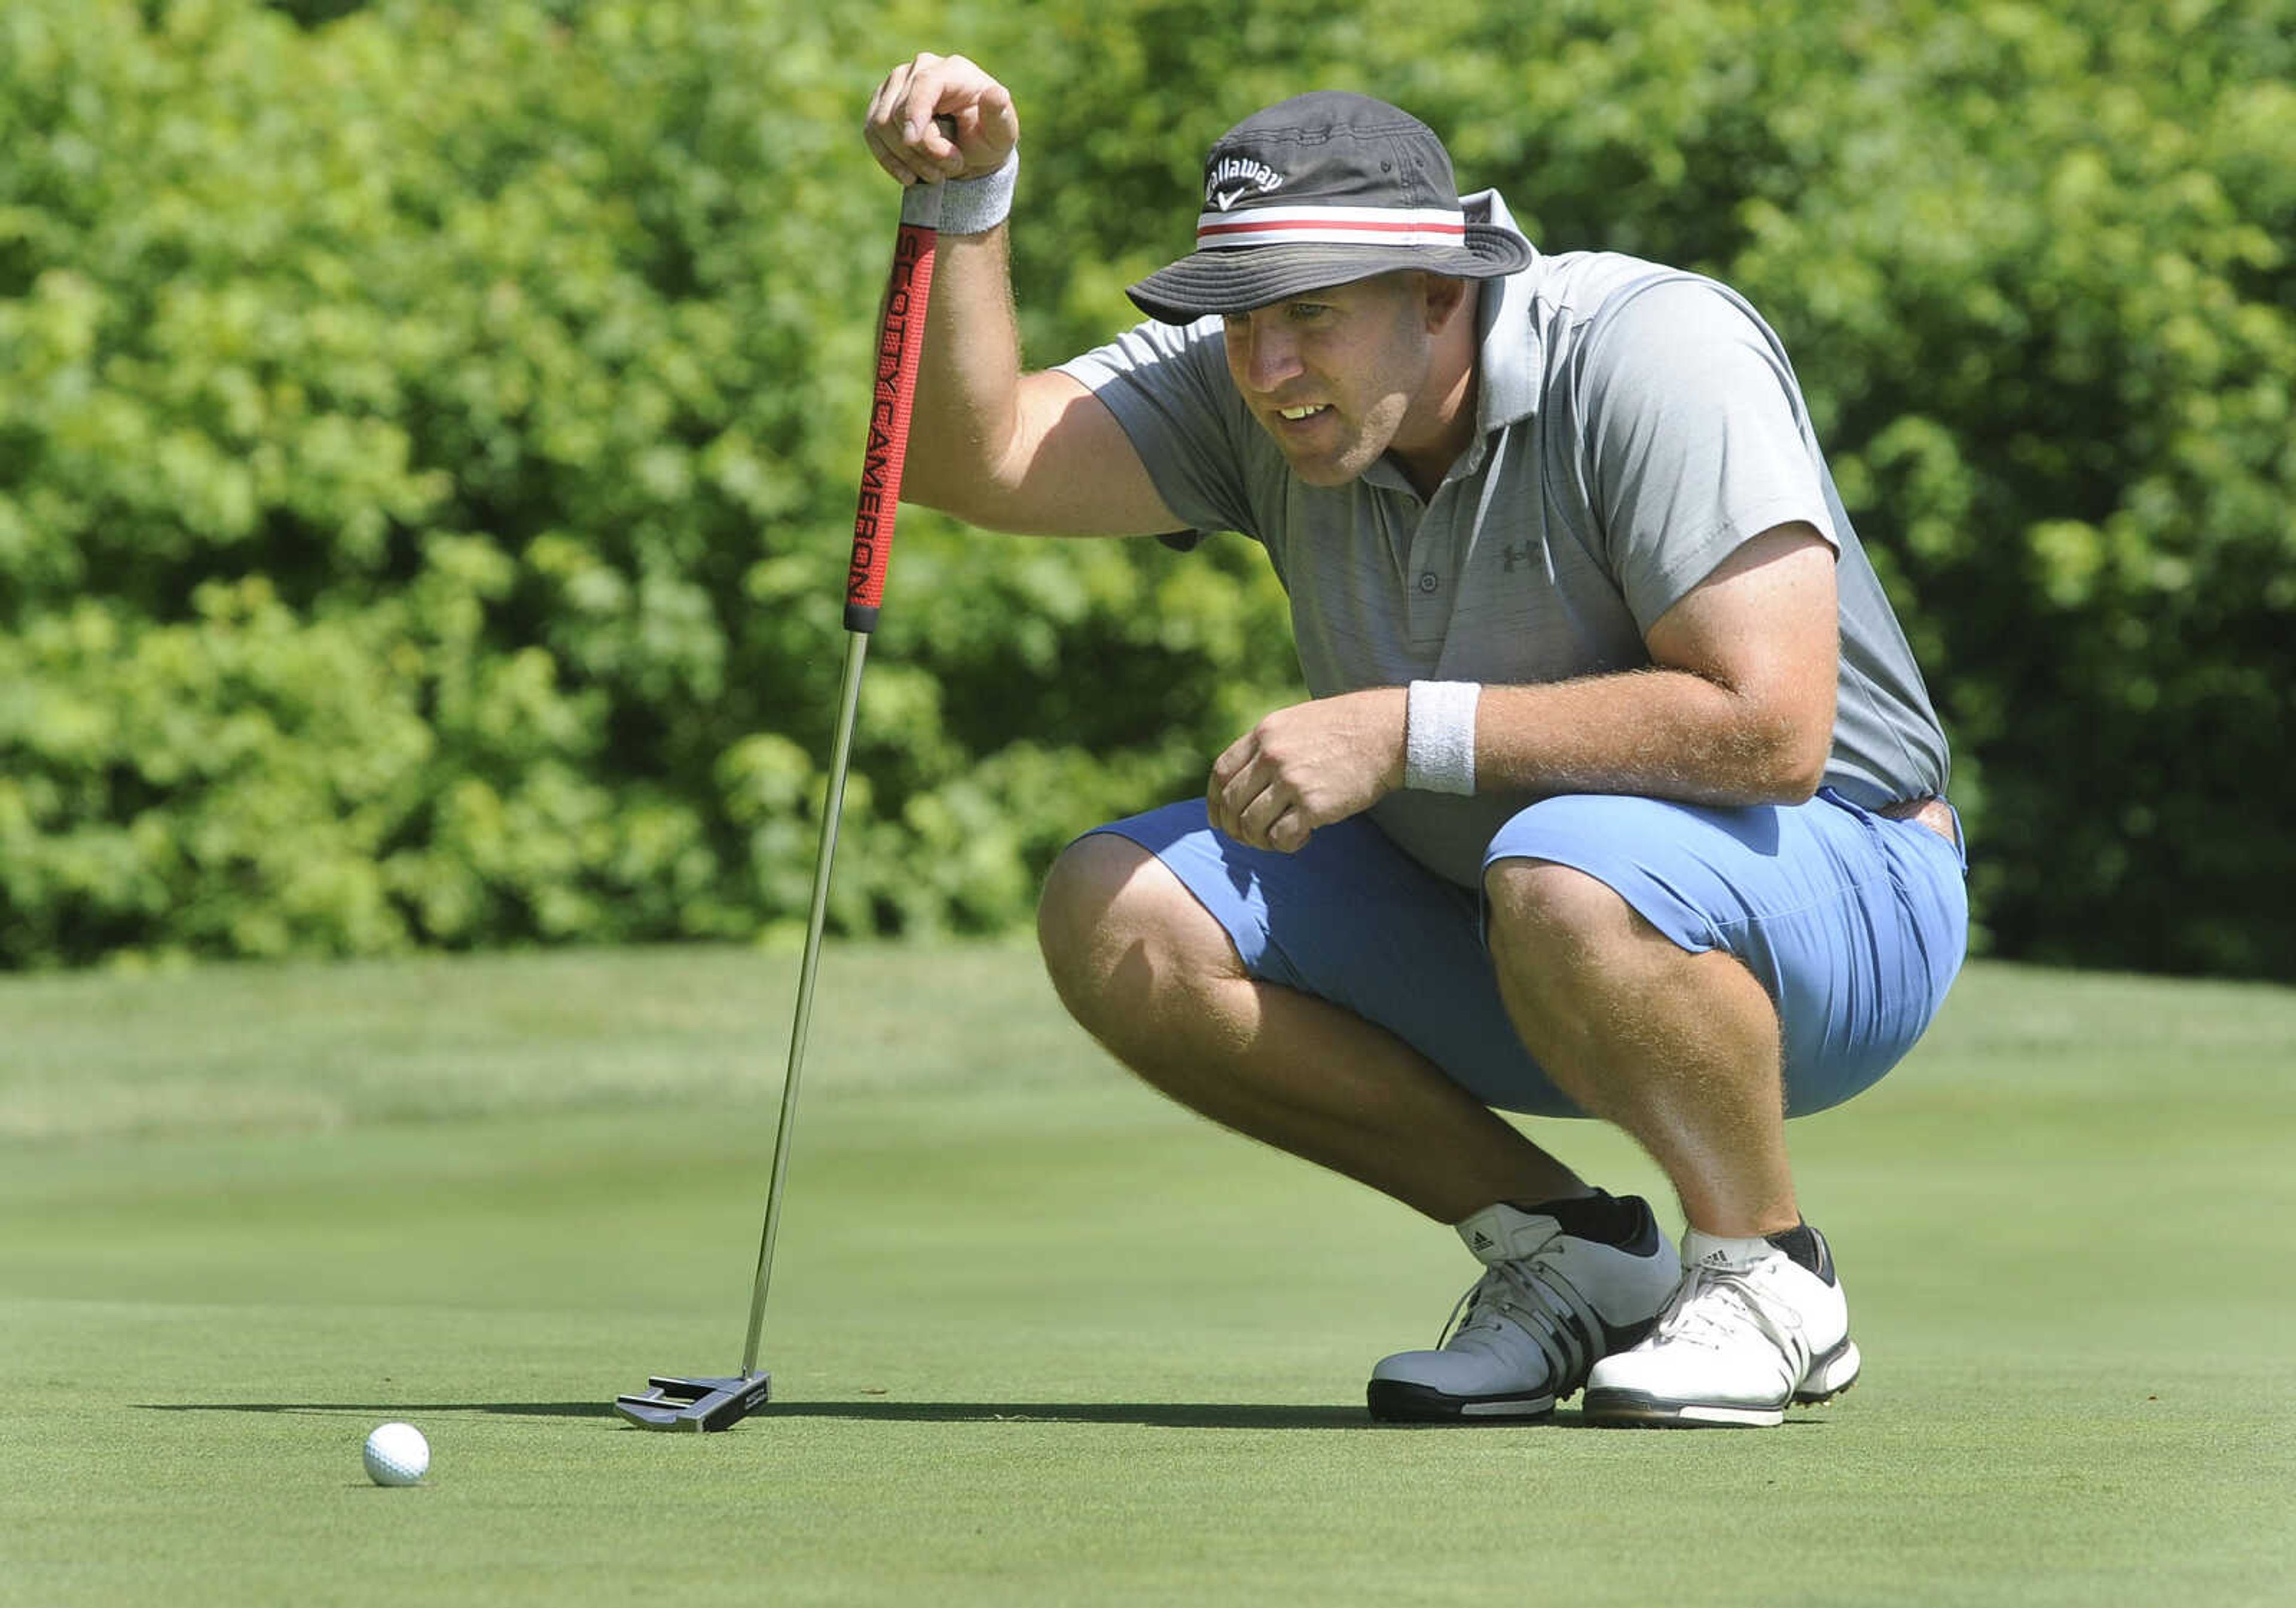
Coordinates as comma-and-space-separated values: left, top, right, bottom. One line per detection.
1576, 277, 1839, 632
1055, 317, 1260, 545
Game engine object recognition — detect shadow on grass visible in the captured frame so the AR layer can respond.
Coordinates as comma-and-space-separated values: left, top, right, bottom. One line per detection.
139, 1399, 1835, 1431
141, 1399, 1413, 1429
142, 1401, 616, 1420
762, 1401, 1388, 1429
138, 1399, 1855, 1434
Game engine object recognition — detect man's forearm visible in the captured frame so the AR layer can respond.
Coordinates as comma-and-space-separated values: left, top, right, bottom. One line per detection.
1461, 528, 1840, 808
1471, 670, 1830, 807
901, 224, 1026, 519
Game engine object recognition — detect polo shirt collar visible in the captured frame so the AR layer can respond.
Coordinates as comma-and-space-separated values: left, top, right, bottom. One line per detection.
1465, 189, 1542, 432
1360, 190, 1540, 496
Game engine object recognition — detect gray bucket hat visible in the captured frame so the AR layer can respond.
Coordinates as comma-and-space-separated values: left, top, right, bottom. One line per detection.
1127, 91, 1532, 325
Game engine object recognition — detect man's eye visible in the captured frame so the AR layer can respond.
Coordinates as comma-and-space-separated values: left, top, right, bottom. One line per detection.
1288, 303, 1330, 321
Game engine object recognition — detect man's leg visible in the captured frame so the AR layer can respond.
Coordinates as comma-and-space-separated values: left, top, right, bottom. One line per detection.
1036, 831, 1580, 1221
1478, 790, 1968, 1426
1036, 811, 1684, 1422
1481, 860, 1796, 1237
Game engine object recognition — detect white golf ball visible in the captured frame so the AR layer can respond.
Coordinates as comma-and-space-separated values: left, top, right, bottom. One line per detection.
362, 1421, 430, 1487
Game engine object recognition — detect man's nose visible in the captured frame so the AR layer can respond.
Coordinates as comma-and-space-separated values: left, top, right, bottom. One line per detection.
1241, 322, 1302, 392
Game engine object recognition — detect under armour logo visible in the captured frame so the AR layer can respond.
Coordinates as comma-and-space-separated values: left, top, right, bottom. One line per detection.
1500, 542, 1530, 573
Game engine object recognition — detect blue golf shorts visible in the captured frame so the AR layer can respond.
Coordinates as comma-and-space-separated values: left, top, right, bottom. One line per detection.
1083, 789, 1968, 1118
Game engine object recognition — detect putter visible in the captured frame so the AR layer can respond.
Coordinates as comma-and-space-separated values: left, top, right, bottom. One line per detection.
616, 176, 945, 1433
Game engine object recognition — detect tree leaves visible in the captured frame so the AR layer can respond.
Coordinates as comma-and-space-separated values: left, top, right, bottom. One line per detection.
3, 0, 2289, 976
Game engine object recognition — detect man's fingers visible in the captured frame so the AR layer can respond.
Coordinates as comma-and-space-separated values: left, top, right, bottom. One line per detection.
1204, 773, 1239, 842
945, 105, 1003, 170
1265, 809, 1314, 854
975, 80, 1015, 126
863, 57, 957, 184
969, 80, 1019, 151
902, 107, 964, 175
862, 127, 931, 186
1208, 729, 1253, 788
1207, 760, 1251, 843
1226, 786, 1313, 855
862, 72, 906, 180
1238, 786, 1299, 848
897, 53, 949, 140
863, 66, 897, 130
864, 63, 941, 184
1223, 757, 1314, 851
1210, 730, 1311, 850
898, 54, 979, 174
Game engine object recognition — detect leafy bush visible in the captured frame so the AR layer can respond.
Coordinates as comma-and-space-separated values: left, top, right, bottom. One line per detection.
0, 0, 1300, 967
2, 0, 2289, 977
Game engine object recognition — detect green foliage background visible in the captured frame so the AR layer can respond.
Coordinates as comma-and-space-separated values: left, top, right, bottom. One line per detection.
2, 0, 2289, 976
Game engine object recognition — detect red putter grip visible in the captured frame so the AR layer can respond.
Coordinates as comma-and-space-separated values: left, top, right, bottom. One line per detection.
843, 220, 938, 634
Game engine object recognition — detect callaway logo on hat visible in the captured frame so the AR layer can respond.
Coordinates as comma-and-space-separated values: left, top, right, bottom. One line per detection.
1126, 90, 1532, 324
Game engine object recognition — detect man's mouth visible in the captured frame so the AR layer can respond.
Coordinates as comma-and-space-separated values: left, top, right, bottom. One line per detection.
1276, 404, 1330, 421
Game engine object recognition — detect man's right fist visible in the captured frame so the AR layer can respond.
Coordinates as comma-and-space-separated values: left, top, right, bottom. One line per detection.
863, 53, 1019, 187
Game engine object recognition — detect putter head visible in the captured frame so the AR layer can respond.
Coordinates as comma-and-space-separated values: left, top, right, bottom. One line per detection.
613, 1372, 772, 1432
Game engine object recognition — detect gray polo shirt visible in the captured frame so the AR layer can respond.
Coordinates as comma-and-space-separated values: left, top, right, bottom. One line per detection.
1056, 191, 1949, 886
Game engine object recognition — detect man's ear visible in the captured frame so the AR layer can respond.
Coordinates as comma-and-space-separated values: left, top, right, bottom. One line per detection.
1420, 273, 1471, 332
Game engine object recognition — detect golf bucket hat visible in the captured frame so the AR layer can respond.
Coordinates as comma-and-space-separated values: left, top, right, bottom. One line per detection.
1127, 91, 1532, 325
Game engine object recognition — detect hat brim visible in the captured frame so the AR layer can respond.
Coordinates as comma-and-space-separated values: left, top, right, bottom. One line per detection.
1125, 225, 1533, 324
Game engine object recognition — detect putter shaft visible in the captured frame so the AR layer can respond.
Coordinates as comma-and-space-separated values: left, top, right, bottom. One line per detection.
738, 629, 871, 1378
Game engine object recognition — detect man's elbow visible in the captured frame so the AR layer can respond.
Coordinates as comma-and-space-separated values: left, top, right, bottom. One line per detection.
1711, 690, 1831, 805
924, 485, 1041, 535
1696, 672, 1833, 806
902, 431, 1041, 531
1755, 716, 1833, 805
900, 463, 1004, 531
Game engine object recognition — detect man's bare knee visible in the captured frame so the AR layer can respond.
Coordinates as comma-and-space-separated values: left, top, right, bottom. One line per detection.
1485, 855, 1775, 1060
1037, 834, 1243, 1035
1480, 858, 1671, 1084
1483, 858, 1638, 966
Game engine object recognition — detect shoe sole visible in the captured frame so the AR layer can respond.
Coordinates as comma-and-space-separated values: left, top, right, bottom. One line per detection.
1581, 1339, 1862, 1430
1366, 1380, 1558, 1423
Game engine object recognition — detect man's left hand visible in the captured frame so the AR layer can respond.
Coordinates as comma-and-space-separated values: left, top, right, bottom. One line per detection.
1207, 688, 1408, 852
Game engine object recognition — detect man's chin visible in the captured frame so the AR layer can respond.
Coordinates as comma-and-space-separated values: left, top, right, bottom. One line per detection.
1277, 443, 1379, 487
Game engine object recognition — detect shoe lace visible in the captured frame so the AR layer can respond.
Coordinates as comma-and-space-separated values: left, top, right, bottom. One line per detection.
1437, 1252, 1603, 1392
1653, 1262, 1809, 1369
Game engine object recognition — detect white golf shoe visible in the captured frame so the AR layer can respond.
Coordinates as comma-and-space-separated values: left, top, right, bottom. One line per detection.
1581, 1224, 1862, 1428
1367, 1194, 1681, 1421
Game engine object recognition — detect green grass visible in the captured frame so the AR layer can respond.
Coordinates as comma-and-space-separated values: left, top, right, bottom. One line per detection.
2, 945, 2292, 1606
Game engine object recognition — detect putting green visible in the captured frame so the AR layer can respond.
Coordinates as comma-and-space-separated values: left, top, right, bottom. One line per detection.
2, 946, 2291, 1605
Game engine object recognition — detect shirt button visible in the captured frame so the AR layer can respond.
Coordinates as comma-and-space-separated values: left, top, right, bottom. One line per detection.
1417, 571, 1439, 594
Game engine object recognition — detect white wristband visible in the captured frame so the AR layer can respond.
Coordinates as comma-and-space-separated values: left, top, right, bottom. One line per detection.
1405, 681, 1480, 796
901, 146, 1018, 234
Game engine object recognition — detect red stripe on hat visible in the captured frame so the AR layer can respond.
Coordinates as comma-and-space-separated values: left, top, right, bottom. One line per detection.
1197, 216, 1467, 240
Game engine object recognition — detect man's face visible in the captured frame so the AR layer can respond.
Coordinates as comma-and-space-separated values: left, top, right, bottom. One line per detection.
1220, 273, 1440, 486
